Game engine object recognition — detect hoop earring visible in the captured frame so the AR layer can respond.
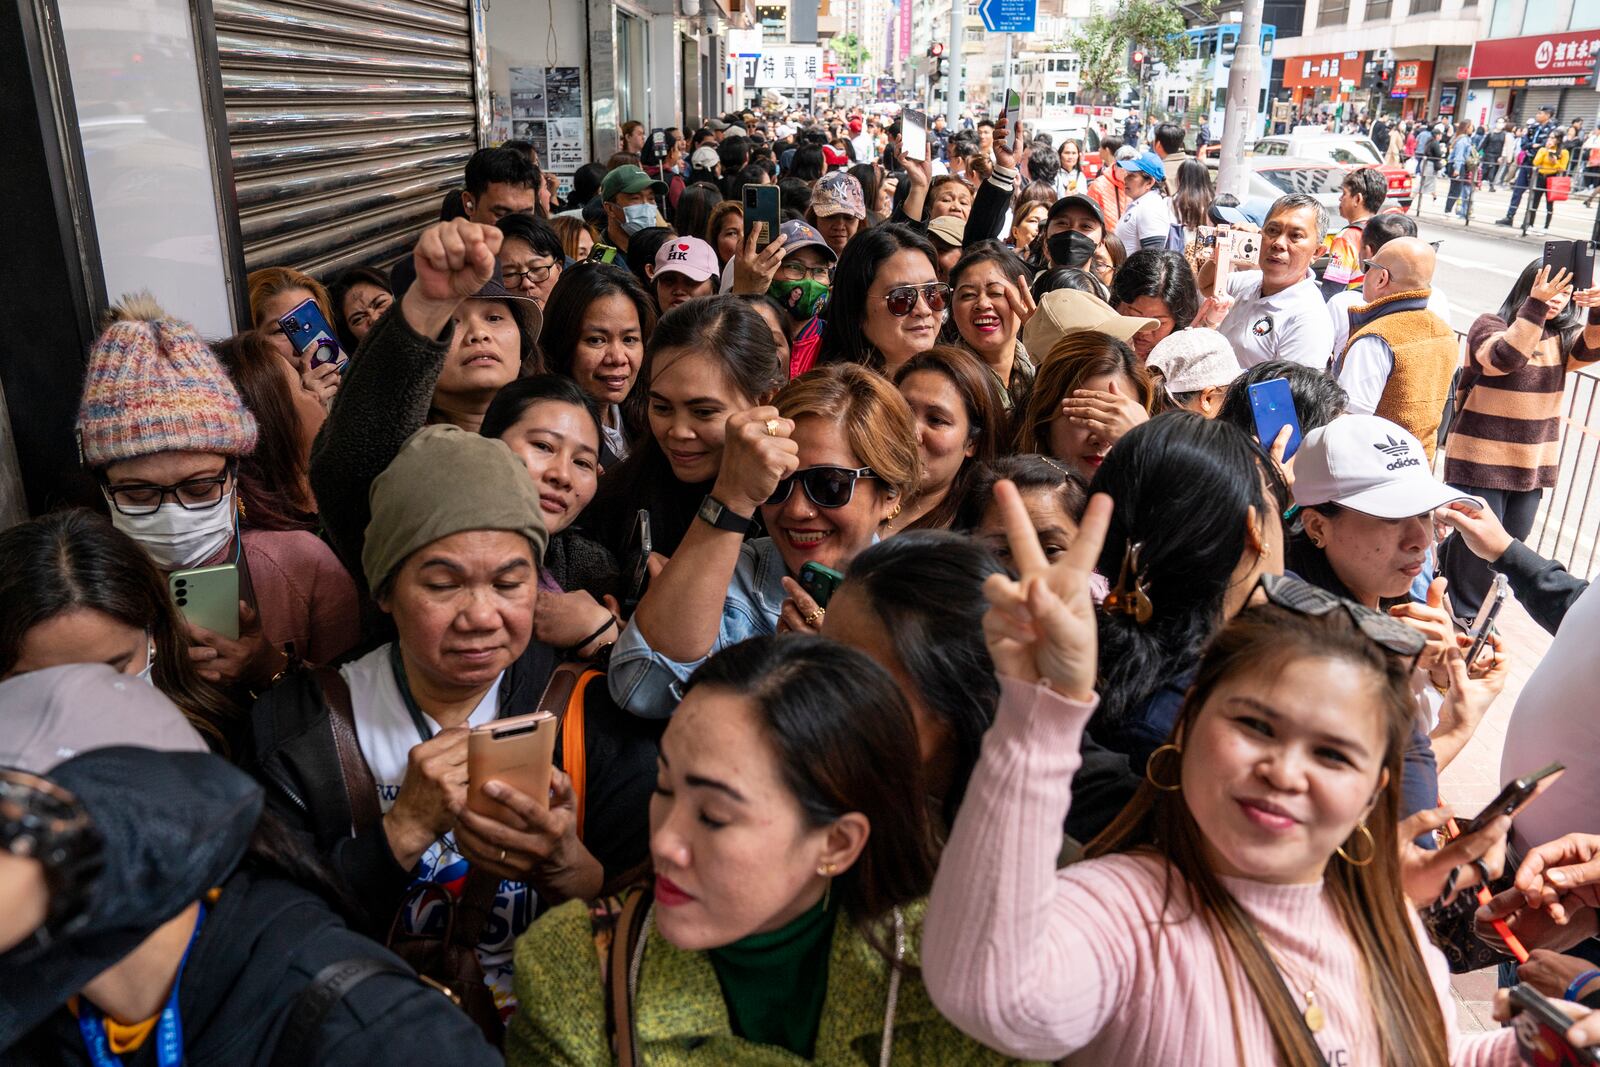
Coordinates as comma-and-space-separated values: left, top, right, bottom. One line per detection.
1145, 743, 1183, 792
1336, 822, 1375, 867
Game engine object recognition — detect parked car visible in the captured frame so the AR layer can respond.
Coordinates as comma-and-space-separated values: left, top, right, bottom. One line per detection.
1252, 133, 1413, 209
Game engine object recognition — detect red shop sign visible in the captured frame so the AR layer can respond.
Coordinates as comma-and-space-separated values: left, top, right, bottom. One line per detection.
1394, 59, 1433, 89
1469, 28, 1600, 79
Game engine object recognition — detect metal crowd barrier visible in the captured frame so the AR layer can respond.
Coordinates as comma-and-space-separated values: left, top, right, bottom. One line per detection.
1529, 364, 1600, 580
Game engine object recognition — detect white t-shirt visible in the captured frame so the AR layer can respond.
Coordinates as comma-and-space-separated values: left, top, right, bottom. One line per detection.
1218, 270, 1336, 370
1114, 189, 1174, 255
342, 644, 526, 1011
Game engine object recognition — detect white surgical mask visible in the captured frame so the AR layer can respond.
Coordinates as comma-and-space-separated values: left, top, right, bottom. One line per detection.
109, 491, 236, 571
620, 202, 658, 235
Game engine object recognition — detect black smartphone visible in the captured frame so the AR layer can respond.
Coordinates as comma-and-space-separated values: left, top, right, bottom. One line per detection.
798, 562, 844, 609
1508, 983, 1599, 1064
1465, 573, 1509, 668
743, 184, 781, 252
622, 509, 652, 612
1460, 762, 1566, 836
1543, 239, 1593, 289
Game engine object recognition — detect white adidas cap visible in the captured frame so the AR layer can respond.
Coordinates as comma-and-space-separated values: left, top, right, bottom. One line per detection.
1292, 414, 1482, 519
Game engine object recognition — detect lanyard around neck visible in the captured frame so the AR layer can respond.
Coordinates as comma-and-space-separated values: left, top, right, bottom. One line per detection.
388, 645, 435, 745
77, 902, 208, 1067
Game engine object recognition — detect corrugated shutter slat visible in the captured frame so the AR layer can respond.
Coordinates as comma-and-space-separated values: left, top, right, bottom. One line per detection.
213, 0, 477, 278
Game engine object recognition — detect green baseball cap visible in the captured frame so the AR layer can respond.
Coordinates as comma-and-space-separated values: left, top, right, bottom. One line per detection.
600, 164, 667, 200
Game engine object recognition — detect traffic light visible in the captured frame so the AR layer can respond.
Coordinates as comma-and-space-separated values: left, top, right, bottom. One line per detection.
931, 42, 946, 58
1132, 50, 1145, 67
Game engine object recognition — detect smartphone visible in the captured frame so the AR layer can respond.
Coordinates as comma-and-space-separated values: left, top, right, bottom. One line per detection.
1248, 377, 1302, 461
1460, 761, 1566, 836
798, 562, 844, 609
1508, 983, 1599, 1065
999, 89, 1021, 133
588, 243, 619, 265
622, 508, 652, 612
903, 109, 928, 162
743, 184, 781, 252
1214, 227, 1236, 291
1465, 573, 1509, 667
168, 564, 240, 640
1578, 244, 1596, 291
278, 298, 344, 370
1544, 239, 1575, 277
466, 711, 559, 822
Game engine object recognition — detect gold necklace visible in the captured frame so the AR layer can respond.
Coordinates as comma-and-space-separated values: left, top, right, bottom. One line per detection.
1262, 942, 1326, 1033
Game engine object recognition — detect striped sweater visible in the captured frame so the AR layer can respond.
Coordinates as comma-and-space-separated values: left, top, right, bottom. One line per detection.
1443, 297, 1600, 491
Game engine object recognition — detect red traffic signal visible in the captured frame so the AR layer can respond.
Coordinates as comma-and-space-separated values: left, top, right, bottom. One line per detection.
1132, 50, 1145, 65
931, 42, 946, 57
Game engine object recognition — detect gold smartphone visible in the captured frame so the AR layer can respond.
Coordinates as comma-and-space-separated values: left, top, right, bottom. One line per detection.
466, 711, 558, 821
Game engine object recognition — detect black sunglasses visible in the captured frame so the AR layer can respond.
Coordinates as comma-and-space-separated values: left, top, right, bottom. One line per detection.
882, 283, 950, 317
766, 465, 880, 509
1254, 573, 1425, 663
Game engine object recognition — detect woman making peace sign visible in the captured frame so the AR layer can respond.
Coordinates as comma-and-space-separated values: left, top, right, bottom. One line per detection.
922, 483, 1519, 1065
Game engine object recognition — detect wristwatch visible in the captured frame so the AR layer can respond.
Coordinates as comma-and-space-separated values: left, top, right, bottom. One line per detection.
698, 494, 754, 534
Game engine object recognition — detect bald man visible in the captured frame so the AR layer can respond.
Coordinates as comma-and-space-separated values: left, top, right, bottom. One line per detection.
1335, 236, 1459, 459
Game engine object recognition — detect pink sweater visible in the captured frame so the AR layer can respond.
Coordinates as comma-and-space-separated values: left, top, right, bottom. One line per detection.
923, 677, 1519, 1066
242, 529, 360, 666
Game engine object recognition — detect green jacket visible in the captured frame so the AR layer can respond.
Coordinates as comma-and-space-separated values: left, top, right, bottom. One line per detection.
507, 897, 1042, 1066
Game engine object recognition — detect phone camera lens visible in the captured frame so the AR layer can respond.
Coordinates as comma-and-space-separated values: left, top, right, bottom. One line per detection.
176, 596, 188, 606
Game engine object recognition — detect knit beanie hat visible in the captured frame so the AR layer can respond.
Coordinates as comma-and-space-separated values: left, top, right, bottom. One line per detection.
363, 425, 549, 593
76, 292, 258, 467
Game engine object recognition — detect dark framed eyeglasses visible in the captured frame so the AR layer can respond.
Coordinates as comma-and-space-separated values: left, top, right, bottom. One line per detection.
1254, 573, 1425, 664
99, 466, 232, 517
766, 465, 880, 509
778, 261, 833, 283
502, 262, 558, 287
881, 282, 950, 317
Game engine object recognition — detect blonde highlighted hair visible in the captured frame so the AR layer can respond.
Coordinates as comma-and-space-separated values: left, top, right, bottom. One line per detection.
776, 364, 921, 504
247, 267, 334, 333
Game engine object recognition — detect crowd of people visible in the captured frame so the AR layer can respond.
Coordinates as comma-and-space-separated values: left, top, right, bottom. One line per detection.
7, 100, 1600, 1066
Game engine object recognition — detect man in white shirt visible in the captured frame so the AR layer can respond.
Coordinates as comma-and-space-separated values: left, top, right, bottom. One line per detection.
1332, 236, 1458, 459
1113, 149, 1175, 254
1215, 193, 1336, 369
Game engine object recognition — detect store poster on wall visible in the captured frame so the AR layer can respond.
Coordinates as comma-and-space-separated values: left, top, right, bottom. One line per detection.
502, 66, 587, 176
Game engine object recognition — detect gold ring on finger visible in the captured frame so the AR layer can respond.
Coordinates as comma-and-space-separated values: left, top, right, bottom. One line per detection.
499, 848, 507, 863
804, 607, 826, 626
765, 418, 781, 437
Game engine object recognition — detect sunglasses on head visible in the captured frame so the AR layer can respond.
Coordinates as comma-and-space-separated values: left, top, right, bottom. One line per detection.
1253, 573, 1425, 665
882, 282, 950, 317
766, 465, 880, 509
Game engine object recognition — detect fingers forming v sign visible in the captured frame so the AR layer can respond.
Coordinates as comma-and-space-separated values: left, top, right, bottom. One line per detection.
981, 480, 1112, 703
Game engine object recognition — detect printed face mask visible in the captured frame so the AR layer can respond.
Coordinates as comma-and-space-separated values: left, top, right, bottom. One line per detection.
770, 279, 831, 321
619, 202, 658, 235
109, 491, 235, 571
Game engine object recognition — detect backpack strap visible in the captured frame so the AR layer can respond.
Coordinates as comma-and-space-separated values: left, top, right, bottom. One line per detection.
538, 663, 600, 842
607, 889, 652, 1067
270, 957, 413, 1067
315, 667, 380, 836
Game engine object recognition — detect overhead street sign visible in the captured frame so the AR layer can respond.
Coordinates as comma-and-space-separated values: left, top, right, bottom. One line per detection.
978, 0, 1036, 33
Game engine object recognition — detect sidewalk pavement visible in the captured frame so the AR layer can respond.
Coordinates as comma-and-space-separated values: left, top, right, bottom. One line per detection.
1406, 176, 1600, 244
1440, 590, 1555, 1033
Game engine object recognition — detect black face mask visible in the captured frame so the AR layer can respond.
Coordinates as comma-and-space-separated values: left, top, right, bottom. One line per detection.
1048, 230, 1097, 270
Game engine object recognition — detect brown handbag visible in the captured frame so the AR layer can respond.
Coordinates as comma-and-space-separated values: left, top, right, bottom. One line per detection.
316, 668, 505, 1045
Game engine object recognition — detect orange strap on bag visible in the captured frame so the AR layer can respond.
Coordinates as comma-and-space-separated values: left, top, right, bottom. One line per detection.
536, 662, 600, 840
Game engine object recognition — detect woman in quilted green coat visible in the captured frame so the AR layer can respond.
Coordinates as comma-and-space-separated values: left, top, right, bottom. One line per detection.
507, 634, 1041, 1066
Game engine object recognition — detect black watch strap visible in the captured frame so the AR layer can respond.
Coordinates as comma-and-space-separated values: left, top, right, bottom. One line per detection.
698, 495, 754, 534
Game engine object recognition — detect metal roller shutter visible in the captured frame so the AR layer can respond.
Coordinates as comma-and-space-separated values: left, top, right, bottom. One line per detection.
212, 0, 482, 280
1517, 86, 1564, 124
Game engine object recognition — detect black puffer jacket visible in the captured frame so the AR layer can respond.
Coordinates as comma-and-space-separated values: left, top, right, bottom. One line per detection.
2, 747, 499, 1066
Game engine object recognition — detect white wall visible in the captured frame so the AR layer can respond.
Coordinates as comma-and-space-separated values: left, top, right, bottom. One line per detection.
485, 0, 592, 170
57, 0, 235, 337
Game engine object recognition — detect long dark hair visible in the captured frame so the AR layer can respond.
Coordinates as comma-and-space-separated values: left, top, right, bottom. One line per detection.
815, 223, 938, 371
326, 266, 392, 352
892, 345, 1004, 531
480, 373, 602, 441
674, 183, 723, 244
1088, 605, 1449, 1067
848, 163, 883, 221
789, 144, 826, 183
0, 510, 240, 747
953, 453, 1088, 534
584, 297, 781, 558
539, 263, 658, 384
1109, 251, 1202, 334
211, 331, 316, 532
683, 635, 936, 926
1499, 258, 1584, 353
1087, 412, 1288, 740
1172, 159, 1215, 232
842, 533, 1004, 827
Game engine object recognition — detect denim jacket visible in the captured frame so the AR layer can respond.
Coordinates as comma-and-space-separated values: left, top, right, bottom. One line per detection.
607, 537, 788, 718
